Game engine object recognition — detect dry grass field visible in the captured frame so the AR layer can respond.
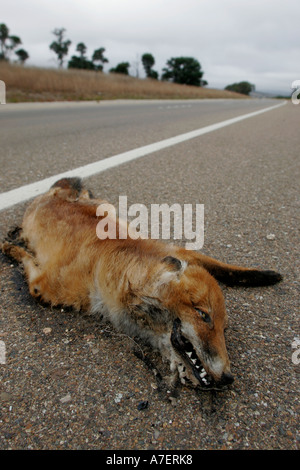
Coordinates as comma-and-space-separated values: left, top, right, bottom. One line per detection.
0, 62, 248, 102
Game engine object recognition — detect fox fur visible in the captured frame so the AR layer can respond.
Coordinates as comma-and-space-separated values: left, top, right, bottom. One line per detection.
1, 178, 282, 390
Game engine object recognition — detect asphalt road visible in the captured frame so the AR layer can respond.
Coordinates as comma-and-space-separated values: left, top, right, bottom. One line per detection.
0, 99, 299, 451
0, 98, 284, 193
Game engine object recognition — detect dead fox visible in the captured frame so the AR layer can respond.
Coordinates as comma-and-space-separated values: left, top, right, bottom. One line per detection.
1, 178, 282, 390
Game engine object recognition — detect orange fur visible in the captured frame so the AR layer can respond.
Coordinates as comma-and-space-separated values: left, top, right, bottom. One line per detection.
2, 178, 282, 390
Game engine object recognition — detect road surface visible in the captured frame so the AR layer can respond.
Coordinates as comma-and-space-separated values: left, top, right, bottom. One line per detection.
0, 99, 299, 451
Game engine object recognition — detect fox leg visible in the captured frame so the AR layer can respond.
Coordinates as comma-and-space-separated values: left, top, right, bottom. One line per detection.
174, 247, 282, 286
1, 242, 48, 300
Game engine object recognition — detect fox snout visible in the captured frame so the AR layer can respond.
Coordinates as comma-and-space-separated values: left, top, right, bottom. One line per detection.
203, 342, 233, 386
219, 372, 234, 386
171, 318, 233, 389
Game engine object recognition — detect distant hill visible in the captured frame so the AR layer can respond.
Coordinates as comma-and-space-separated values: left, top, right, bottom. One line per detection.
250, 90, 290, 99
0, 62, 249, 103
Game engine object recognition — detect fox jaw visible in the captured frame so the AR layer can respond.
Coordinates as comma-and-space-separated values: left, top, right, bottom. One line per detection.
95, 255, 234, 390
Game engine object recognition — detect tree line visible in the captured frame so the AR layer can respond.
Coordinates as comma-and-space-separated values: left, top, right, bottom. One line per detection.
49, 28, 208, 87
0, 24, 255, 94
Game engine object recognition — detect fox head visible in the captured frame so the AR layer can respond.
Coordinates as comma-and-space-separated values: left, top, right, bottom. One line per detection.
136, 255, 234, 389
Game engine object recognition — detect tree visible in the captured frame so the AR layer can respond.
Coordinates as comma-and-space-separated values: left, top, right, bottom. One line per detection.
0, 23, 22, 61
141, 53, 158, 79
49, 28, 71, 68
162, 57, 206, 87
92, 47, 108, 71
110, 62, 130, 75
76, 42, 87, 59
68, 44, 108, 71
0, 23, 9, 59
15, 48, 29, 64
142, 53, 154, 76
148, 69, 159, 79
68, 55, 94, 70
225, 81, 255, 96
68, 42, 94, 70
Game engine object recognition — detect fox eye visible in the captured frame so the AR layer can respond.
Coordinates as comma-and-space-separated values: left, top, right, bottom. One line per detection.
195, 308, 210, 323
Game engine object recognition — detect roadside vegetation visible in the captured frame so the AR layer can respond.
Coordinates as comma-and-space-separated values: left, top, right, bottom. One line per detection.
0, 62, 249, 102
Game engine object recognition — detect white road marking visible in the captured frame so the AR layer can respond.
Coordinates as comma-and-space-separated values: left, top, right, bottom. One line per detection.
0, 101, 286, 211
0, 340, 6, 364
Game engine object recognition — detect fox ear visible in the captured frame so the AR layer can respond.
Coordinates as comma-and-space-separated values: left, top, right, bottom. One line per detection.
134, 257, 187, 311
158, 256, 187, 285
162, 256, 183, 271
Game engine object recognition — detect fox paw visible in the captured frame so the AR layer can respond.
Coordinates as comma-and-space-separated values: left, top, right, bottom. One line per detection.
1, 242, 24, 262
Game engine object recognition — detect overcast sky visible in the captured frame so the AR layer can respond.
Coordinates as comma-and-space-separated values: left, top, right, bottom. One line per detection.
2, 0, 299, 94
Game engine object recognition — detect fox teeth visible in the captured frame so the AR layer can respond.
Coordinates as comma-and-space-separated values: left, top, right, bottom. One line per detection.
200, 371, 207, 378
186, 352, 192, 358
